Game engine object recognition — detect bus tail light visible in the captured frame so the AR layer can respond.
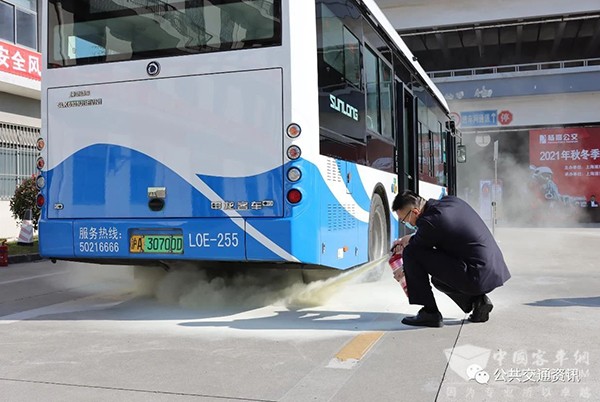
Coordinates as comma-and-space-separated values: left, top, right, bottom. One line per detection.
287, 167, 301, 182
36, 193, 45, 207
36, 175, 45, 189
36, 157, 45, 170
287, 189, 302, 204
36, 138, 45, 151
287, 145, 301, 160
287, 123, 301, 138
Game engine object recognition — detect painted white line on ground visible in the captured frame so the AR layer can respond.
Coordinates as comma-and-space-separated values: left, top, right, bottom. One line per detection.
326, 358, 359, 369
0, 271, 69, 286
280, 332, 387, 401
0, 293, 135, 324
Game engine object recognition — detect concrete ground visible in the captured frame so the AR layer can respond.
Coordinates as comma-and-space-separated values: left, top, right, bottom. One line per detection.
0, 227, 598, 401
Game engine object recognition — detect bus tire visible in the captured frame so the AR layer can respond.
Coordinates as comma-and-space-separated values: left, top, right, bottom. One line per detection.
365, 193, 389, 282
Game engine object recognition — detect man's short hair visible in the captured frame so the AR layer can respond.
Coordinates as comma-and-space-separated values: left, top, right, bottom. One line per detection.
392, 190, 422, 212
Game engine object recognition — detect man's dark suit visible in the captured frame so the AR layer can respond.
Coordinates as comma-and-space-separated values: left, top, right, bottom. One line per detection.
402, 196, 511, 311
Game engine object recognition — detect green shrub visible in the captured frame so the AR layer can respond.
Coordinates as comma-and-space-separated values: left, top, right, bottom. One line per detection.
9, 176, 40, 229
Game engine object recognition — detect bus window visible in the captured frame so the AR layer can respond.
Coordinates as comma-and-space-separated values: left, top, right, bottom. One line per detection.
429, 130, 435, 177
320, 4, 344, 77
379, 60, 393, 139
364, 45, 393, 138
343, 29, 361, 87
48, 0, 281, 68
320, 4, 361, 88
365, 47, 379, 132
418, 121, 425, 174
437, 122, 448, 186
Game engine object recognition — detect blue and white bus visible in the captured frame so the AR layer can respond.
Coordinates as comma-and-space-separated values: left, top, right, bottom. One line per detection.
39, 0, 457, 274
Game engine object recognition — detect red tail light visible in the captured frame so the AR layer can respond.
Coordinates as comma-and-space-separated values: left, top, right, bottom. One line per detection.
36, 193, 45, 207
286, 145, 301, 160
287, 189, 302, 204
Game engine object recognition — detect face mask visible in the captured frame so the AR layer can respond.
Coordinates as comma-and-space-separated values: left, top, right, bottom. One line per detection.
399, 209, 418, 231
404, 221, 417, 231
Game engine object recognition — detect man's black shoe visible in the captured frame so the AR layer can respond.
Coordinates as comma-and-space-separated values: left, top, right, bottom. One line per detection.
468, 295, 493, 323
402, 308, 444, 328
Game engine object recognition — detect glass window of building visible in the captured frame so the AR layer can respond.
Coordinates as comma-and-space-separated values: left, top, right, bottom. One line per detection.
0, 1, 15, 43
0, 0, 38, 50
11, 0, 35, 11
16, 8, 36, 49
0, 124, 39, 199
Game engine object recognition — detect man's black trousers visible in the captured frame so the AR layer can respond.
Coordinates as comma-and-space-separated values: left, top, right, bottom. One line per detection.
403, 246, 483, 312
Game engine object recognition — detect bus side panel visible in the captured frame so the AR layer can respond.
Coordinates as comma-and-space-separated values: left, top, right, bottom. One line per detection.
314, 156, 402, 269
418, 180, 447, 200
354, 163, 399, 254
247, 158, 369, 269
246, 159, 319, 263
318, 159, 360, 268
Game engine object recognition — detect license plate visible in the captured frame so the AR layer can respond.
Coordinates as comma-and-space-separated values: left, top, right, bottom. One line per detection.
129, 234, 184, 254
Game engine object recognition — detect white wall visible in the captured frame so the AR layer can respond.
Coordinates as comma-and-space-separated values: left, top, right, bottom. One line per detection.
0, 71, 40, 100
376, 0, 600, 30
450, 91, 600, 129
0, 200, 19, 239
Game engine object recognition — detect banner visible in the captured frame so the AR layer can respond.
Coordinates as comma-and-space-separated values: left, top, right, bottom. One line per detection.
529, 127, 600, 206
0, 40, 42, 81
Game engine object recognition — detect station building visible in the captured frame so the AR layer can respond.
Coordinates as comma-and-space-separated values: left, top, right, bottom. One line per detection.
378, 0, 600, 223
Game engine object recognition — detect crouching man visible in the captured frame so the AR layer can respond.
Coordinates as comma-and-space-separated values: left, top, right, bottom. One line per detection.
392, 190, 511, 328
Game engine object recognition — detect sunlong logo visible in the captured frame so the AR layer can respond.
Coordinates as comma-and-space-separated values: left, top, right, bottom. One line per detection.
329, 94, 359, 121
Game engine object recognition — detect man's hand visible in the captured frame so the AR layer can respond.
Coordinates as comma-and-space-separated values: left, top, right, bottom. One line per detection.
393, 268, 405, 282
391, 234, 412, 254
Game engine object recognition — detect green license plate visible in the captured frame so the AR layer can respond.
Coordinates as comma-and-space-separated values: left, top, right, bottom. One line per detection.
130, 235, 184, 254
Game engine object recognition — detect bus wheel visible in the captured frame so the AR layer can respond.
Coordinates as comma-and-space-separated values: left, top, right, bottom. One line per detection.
365, 193, 389, 281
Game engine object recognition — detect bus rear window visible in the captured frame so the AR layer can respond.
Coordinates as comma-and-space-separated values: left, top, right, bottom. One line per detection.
48, 0, 281, 68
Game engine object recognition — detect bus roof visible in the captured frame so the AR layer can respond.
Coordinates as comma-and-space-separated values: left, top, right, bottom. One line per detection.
361, 0, 450, 114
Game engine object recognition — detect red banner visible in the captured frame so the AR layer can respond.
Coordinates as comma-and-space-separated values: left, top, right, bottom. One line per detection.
529, 127, 600, 205
0, 40, 41, 81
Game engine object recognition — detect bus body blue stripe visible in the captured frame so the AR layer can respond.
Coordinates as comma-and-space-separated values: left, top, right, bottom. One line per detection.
46, 144, 283, 219
42, 145, 390, 270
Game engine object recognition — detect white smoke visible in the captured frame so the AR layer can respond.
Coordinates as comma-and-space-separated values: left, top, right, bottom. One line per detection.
459, 153, 587, 227
133, 258, 386, 310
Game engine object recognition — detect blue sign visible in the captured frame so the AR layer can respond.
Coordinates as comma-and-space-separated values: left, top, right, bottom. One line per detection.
460, 110, 497, 127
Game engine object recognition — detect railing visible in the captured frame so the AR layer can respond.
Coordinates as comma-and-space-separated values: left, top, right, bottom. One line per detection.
428, 58, 600, 79
0, 123, 39, 200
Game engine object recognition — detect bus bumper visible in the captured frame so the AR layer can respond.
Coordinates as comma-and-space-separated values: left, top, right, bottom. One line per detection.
38, 218, 310, 264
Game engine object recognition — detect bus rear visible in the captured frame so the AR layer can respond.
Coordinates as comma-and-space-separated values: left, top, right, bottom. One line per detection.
40, 1, 318, 266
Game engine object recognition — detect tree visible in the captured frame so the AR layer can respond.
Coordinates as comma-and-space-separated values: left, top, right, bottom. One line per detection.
9, 176, 40, 230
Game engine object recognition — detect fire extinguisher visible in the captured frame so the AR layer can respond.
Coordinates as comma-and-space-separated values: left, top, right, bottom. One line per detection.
0, 239, 8, 267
